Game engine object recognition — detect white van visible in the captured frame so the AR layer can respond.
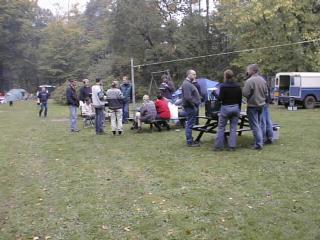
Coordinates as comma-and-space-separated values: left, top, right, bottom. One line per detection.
274, 72, 320, 109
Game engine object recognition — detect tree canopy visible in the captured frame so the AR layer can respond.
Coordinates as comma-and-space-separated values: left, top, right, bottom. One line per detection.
1, 0, 320, 93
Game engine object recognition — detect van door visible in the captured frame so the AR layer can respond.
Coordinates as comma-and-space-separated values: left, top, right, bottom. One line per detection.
289, 75, 301, 98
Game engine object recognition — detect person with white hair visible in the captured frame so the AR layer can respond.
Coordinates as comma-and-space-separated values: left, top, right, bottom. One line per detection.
243, 64, 268, 150
135, 95, 157, 132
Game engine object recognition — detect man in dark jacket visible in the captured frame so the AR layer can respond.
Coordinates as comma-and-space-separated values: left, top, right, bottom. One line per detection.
79, 79, 92, 103
159, 74, 175, 100
182, 69, 201, 147
37, 87, 50, 118
120, 76, 132, 123
66, 80, 80, 132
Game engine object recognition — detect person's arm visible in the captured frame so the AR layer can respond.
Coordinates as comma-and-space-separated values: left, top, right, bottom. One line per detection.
167, 81, 175, 93
182, 83, 193, 106
242, 80, 253, 99
66, 89, 72, 104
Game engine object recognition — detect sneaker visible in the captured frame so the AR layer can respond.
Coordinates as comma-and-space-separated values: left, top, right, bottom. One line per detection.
187, 142, 200, 147
118, 131, 122, 135
71, 129, 80, 133
264, 139, 273, 144
96, 131, 106, 135
251, 146, 262, 150
112, 131, 116, 135
228, 147, 236, 151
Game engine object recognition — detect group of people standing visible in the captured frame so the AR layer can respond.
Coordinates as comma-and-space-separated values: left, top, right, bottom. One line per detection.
66, 76, 132, 134
64, 64, 273, 151
181, 64, 273, 150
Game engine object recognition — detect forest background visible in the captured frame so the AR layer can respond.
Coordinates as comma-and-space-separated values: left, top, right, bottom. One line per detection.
1, 0, 320, 98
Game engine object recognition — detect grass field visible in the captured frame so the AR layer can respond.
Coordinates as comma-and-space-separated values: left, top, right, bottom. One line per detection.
0, 101, 320, 240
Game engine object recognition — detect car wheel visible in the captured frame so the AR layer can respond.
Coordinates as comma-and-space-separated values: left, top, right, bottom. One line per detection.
303, 95, 316, 109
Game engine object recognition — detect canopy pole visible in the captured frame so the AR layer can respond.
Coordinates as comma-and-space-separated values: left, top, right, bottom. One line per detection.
130, 58, 136, 111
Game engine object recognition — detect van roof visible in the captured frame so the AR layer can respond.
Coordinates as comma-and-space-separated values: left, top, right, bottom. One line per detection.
276, 72, 320, 77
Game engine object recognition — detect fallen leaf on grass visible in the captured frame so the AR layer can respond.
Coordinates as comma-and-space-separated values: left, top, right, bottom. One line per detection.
45, 236, 51, 240
33, 237, 39, 240
185, 229, 192, 235
247, 205, 253, 209
124, 227, 131, 232
101, 225, 108, 230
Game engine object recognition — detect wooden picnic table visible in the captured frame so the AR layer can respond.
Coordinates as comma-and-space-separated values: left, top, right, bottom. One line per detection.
192, 111, 251, 142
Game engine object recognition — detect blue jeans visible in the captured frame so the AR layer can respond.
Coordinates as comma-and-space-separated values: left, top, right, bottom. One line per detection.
39, 102, 48, 117
261, 104, 273, 142
69, 105, 78, 130
185, 107, 198, 145
215, 105, 240, 149
122, 101, 129, 123
247, 106, 264, 148
95, 107, 104, 134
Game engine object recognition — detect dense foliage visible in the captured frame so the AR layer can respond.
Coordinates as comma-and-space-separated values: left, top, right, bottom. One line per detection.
1, 0, 320, 97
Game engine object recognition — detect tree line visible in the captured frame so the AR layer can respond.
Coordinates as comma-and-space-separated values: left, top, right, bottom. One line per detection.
1, 0, 320, 94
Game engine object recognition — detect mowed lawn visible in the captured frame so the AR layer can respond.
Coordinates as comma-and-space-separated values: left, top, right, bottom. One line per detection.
0, 101, 320, 240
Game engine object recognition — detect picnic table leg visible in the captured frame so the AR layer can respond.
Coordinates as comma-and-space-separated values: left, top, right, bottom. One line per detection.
195, 119, 211, 142
238, 115, 245, 136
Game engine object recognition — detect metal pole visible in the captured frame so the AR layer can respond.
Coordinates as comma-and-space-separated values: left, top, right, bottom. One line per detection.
131, 58, 136, 111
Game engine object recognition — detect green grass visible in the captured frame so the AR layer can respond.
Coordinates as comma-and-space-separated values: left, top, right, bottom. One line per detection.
0, 101, 320, 240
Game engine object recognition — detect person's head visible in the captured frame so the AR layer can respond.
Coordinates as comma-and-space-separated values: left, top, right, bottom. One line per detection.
123, 76, 129, 84
157, 92, 163, 100
246, 64, 259, 78
85, 97, 91, 104
143, 95, 150, 102
186, 69, 196, 81
41, 87, 46, 92
70, 79, 77, 88
224, 69, 234, 83
111, 81, 118, 88
161, 74, 169, 83
83, 79, 89, 86
96, 78, 102, 85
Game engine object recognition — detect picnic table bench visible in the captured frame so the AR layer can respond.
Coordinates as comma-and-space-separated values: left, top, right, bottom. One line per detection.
192, 111, 251, 142
129, 117, 187, 131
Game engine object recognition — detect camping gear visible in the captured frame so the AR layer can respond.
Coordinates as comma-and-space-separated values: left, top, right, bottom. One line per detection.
172, 79, 219, 103
5, 89, 28, 102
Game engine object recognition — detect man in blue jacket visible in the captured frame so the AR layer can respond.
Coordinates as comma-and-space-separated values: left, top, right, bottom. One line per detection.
120, 76, 132, 123
37, 87, 50, 118
66, 80, 80, 132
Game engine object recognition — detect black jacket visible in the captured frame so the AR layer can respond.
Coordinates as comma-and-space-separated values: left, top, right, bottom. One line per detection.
216, 82, 242, 108
66, 87, 79, 107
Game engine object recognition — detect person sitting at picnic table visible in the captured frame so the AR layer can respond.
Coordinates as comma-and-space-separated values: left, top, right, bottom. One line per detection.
213, 69, 242, 151
154, 92, 171, 130
82, 97, 95, 119
135, 95, 157, 132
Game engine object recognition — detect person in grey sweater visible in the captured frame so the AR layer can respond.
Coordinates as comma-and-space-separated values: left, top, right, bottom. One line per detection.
135, 95, 157, 132
181, 69, 201, 147
243, 64, 268, 150
106, 81, 124, 135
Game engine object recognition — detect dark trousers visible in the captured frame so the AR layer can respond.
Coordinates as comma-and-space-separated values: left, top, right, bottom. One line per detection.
185, 107, 198, 145
39, 102, 48, 117
95, 107, 104, 134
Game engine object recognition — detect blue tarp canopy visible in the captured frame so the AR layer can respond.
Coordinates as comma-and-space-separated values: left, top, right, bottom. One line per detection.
172, 78, 219, 102
5, 89, 28, 102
